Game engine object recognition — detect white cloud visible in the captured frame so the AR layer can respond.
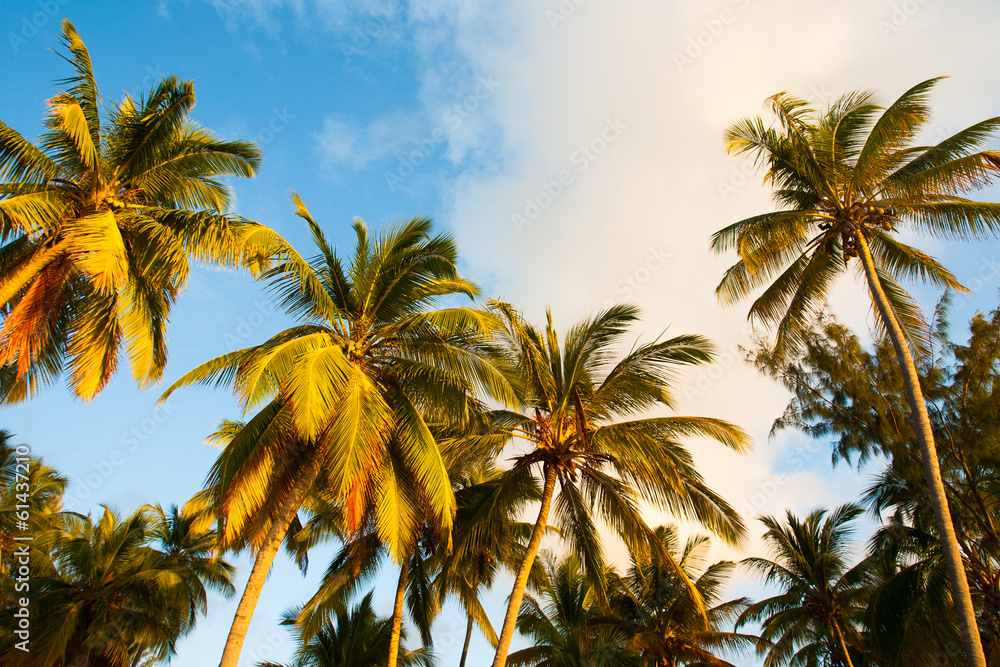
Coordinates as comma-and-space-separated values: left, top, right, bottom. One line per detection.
391, 0, 1000, 570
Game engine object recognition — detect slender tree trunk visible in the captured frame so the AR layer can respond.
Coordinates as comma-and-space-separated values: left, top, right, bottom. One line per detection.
458, 608, 476, 667
387, 552, 411, 667
218, 454, 323, 667
830, 619, 855, 667
490, 463, 559, 667
854, 231, 986, 667
458, 559, 483, 667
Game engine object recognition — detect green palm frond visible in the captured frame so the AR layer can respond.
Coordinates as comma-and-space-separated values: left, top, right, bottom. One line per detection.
0, 21, 272, 402
851, 78, 942, 195
714, 78, 1000, 363
487, 304, 753, 667
737, 505, 866, 667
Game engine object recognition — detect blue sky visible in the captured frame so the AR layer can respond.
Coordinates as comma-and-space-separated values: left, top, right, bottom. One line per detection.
4, 0, 1000, 664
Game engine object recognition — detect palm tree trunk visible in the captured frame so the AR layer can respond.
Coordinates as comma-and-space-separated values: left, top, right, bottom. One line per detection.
830, 619, 855, 667
854, 231, 986, 667
490, 463, 558, 667
458, 559, 483, 667
458, 608, 476, 667
218, 453, 323, 667
387, 552, 411, 667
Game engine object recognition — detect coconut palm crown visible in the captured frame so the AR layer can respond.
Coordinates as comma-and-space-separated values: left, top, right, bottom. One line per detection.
612, 526, 759, 667
161, 194, 516, 667
712, 77, 1000, 355
486, 302, 751, 667
0, 505, 231, 667
738, 505, 869, 667
0, 20, 275, 402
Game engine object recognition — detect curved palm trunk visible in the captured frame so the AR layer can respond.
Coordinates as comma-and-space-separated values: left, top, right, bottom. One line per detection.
387, 553, 411, 667
491, 464, 559, 667
854, 232, 986, 667
218, 454, 323, 667
458, 559, 483, 667
830, 619, 855, 667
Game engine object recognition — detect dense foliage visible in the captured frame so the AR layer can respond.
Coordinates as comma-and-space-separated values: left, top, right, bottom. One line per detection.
3, 21, 1000, 667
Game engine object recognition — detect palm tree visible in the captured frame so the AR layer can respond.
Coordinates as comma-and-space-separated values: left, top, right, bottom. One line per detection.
438, 462, 546, 667
738, 505, 869, 667
712, 79, 1000, 666
258, 592, 434, 667
753, 304, 1000, 656
161, 194, 515, 667
0, 430, 72, 576
611, 526, 759, 667
0, 19, 275, 402
289, 437, 529, 667
510, 552, 640, 667
863, 514, 966, 665
485, 302, 751, 667
292, 518, 446, 667
147, 500, 238, 626
0, 505, 231, 666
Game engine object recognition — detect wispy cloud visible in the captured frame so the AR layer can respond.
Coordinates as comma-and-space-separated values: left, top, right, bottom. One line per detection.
163, 0, 404, 36
316, 112, 422, 170
315, 73, 503, 190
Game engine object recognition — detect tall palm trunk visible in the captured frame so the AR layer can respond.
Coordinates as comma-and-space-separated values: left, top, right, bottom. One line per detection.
387, 552, 411, 667
458, 558, 483, 667
218, 454, 323, 667
830, 619, 855, 667
490, 464, 559, 667
854, 231, 986, 667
